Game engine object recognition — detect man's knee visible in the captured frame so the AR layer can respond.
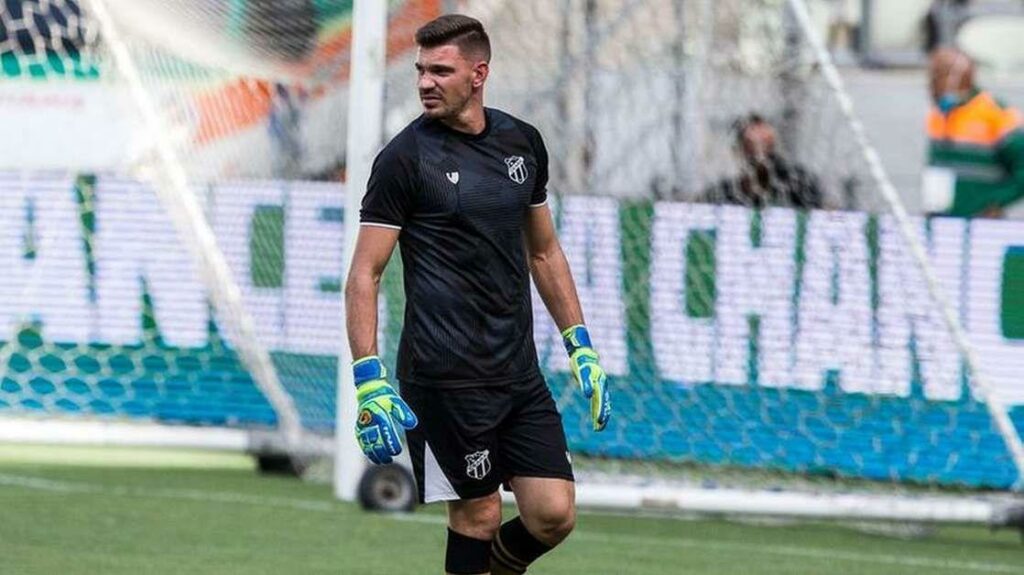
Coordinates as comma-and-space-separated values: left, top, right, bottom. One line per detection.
522, 496, 576, 545
448, 491, 503, 541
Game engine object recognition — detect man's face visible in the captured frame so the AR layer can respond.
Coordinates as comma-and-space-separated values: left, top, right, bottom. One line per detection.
929, 63, 959, 103
415, 44, 486, 120
740, 122, 776, 165
929, 50, 973, 104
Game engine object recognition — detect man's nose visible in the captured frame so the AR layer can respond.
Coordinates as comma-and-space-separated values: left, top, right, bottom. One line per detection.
418, 74, 435, 91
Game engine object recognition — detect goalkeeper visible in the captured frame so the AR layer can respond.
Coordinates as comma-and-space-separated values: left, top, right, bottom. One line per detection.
344, 14, 610, 575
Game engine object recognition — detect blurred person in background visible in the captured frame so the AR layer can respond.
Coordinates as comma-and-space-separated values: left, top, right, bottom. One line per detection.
825, 0, 861, 60
704, 113, 825, 210
924, 47, 1024, 218
923, 0, 971, 53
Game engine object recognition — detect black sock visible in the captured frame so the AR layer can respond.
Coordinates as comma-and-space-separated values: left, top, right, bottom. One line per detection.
490, 517, 552, 574
446, 528, 492, 575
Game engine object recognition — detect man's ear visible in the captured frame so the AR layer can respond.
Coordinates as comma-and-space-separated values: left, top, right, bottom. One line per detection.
473, 61, 489, 88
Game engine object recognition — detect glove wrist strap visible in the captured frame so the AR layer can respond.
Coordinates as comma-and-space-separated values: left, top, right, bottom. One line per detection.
352, 355, 385, 388
561, 324, 592, 356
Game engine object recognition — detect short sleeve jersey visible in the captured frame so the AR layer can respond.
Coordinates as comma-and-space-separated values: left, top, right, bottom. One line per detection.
360, 108, 549, 388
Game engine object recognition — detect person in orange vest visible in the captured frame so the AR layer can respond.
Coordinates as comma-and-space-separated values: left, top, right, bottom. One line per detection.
924, 47, 1024, 218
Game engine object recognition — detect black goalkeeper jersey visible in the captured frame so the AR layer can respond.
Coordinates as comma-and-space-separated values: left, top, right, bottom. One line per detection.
360, 108, 549, 388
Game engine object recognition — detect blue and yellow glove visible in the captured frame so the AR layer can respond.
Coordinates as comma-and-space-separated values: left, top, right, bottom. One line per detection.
562, 325, 611, 432
353, 356, 418, 464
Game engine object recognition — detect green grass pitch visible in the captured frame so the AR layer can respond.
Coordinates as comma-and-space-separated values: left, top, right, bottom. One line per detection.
0, 444, 1020, 574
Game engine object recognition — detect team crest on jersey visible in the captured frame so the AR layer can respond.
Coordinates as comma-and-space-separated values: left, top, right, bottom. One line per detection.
465, 450, 491, 480
505, 155, 527, 185
446, 171, 459, 184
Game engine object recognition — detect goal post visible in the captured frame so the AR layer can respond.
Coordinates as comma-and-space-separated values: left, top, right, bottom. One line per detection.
335, 0, 388, 502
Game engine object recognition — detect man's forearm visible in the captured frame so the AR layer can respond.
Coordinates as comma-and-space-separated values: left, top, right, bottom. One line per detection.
534, 245, 611, 432
530, 246, 584, 331
345, 271, 381, 360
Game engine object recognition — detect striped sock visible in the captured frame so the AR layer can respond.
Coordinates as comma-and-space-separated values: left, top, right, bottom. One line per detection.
490, 517, 551, 574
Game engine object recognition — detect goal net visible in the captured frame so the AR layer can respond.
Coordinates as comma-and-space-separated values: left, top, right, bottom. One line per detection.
0, 0, 439, 459
381, 0, 1023, 521
0, 0, 1021, 523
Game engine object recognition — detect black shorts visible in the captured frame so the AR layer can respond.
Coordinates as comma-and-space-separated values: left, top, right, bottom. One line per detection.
402, 374, 574, 504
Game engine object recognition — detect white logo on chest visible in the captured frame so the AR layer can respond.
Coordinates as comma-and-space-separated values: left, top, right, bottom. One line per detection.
505, 155, 527, 185
446, 171, 459, 184
465, 450, 491, 480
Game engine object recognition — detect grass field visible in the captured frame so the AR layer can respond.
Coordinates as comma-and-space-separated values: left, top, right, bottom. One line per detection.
0, 445, 1021, 574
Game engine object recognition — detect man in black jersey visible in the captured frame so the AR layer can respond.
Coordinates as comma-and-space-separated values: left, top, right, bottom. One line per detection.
345, 14, 611, 575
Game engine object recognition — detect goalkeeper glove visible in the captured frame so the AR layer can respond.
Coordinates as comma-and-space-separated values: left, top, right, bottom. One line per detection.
562, 325, 611, 432
353, 356, 418, 465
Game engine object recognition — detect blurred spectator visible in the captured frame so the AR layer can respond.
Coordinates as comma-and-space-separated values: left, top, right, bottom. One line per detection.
703, 113, 825, 210
924, 47, 1024, 218
268, 83, 304, 178
825, 0, 861, 57
923, 0, 970, 53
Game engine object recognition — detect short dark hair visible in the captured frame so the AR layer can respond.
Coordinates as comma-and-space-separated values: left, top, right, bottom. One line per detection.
415, 14, 491, 62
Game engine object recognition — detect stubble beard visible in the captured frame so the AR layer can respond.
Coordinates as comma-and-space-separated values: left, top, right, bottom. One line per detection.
422, 92, 471, 122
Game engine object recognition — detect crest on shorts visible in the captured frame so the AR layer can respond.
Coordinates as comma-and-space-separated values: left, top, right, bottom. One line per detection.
465, 450, 491, 480
505, 155, 527, 185
446, 171, 459, 184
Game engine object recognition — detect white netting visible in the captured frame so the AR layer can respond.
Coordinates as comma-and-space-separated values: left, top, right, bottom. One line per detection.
421, 0, 1024, 493
0, 0, 1021, 505
0, 0, 428, 453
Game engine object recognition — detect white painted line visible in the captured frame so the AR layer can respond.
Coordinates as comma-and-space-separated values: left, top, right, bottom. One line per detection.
0, 473, 336, 512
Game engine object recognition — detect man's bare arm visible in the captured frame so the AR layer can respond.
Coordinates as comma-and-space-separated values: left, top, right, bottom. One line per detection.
526, 203, 611, 431
525, 204, 583, 330
345, 225, 401, 359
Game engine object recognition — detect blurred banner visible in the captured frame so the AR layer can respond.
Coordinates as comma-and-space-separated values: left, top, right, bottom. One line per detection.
0, 174, 1021, 486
